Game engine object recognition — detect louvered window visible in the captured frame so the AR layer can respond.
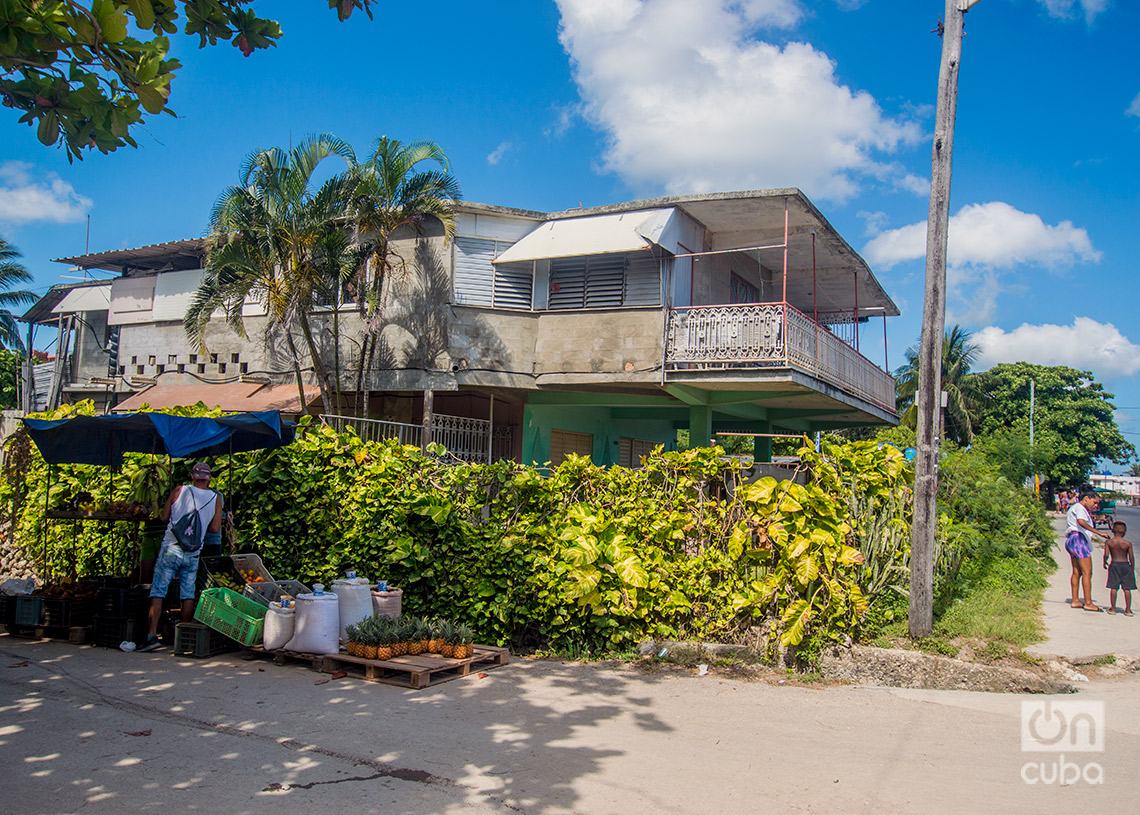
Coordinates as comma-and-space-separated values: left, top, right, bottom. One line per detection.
548, 254, 662, 311
618, 438, 659, 469
454, 236, 533, 310
550, 429, 593, 465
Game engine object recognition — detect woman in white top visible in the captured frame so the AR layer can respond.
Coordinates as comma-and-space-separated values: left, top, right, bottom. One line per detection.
1065, 488, 1110, 611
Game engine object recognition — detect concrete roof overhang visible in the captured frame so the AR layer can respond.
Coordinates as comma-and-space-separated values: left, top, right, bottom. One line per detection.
463, 190, 899, 319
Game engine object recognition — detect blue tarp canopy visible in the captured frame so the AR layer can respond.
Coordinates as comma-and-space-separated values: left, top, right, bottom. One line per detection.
22, 411, 296, 465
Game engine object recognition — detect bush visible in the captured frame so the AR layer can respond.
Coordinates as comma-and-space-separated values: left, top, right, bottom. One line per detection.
3, 403, 914, 662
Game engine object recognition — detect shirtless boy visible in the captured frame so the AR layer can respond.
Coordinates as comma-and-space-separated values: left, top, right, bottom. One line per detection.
1103, 521, 1136, 616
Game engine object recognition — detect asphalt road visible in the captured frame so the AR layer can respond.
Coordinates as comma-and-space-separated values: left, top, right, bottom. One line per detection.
1, 635, 1138, 814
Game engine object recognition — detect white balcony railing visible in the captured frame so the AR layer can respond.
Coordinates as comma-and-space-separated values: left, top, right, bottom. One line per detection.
664, 303, 895, 411
320, 413, 514, 463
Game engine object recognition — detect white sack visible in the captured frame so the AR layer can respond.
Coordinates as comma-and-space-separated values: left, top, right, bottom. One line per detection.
262, 604, 296, 651
332, 578, 373, 642
284, 592, 340, 654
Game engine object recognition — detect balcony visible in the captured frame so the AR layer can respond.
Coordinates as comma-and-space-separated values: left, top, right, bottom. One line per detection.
664, 303, 895, 412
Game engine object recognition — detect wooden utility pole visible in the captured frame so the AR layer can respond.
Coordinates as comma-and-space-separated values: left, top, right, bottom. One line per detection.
911, 0, 978, 638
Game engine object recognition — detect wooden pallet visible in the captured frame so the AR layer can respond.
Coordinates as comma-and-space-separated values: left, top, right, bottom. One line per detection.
322, 645, 509, 689
241, 645, 326, 670
242, 644, 509, 689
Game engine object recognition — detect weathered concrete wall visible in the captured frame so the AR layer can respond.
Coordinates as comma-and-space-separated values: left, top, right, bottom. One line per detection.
72, 224, 674, 405
532, 310, 664, 375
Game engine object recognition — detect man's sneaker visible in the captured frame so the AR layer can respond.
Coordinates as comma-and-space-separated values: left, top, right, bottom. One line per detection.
137, 636, 162, 652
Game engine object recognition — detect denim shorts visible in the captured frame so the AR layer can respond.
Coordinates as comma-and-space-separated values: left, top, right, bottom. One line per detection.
150, 543, 200, 601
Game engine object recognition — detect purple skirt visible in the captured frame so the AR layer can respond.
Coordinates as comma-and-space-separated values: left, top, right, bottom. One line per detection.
1065, 530, 1092, 559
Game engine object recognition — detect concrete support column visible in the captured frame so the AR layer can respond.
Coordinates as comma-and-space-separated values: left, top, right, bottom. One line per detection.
688, 405, 712, 449
753, 421, 772, 463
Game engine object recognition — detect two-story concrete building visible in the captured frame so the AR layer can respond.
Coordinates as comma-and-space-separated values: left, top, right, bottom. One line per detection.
22, 189, 899, 466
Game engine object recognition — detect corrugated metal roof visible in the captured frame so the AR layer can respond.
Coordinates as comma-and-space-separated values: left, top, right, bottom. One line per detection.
54, 238, 206, 274
110, 383, 322, 414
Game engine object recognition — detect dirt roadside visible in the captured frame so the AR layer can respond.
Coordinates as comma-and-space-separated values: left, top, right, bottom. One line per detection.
1, 636, 1136, 814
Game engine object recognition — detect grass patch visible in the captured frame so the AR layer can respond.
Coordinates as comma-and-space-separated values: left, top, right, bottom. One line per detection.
1091, 654, 1117, 666
914, 637, 959, 657
934, 550, 1049, 647
978, 641, 1011, 661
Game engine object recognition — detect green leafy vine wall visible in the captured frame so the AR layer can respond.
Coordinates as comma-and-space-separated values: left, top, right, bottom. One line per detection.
3, 402, 915, 660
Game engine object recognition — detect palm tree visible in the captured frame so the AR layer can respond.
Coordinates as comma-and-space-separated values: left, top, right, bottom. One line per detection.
186, 134, 357, 414
0, 237, 37, 351
344, 137, 461, 410
895, 324, 989, 445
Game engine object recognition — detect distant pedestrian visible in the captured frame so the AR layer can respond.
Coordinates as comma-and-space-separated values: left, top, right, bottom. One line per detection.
1103, 521, 1135, 616
1066, 488, 1110, 612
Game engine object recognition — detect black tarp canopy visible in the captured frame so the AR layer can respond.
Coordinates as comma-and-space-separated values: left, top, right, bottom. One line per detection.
23, 411, 296, 465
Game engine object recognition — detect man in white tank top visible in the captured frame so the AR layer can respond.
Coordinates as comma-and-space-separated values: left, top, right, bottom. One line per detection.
138, 462, 222, 652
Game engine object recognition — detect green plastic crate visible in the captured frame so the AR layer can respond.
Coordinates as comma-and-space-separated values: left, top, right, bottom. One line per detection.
193, 588, 267, 646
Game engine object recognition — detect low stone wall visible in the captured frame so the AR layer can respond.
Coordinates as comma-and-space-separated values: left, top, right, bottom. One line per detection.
0, 520, 37, 583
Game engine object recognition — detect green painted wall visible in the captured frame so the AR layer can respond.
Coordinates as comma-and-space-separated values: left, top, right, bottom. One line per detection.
522, 403, 677, 466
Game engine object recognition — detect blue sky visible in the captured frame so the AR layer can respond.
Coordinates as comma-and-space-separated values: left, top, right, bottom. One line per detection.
2, 0, 1139, 453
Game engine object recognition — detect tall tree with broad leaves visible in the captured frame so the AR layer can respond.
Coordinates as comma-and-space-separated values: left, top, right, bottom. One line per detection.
1, 1, 373, 161
185, 133, 356, 414
976, 361, 1134, 487
0, 237, 37, 352
895, 324, 989, 446
344, 137, 460, 412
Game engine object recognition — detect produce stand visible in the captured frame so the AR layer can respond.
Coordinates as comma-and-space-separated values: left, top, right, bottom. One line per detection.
42, 509, 147, 582
21, 410, 296, 581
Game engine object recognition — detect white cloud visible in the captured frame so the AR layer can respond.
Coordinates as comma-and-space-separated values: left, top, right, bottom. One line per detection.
1037, 0, 1110, 25
486, 141, 514, 166
555, 0, 922, 202
1127, 92, 1140, 118
864, 201, 1100, 324
857, 209, 889, 237
0, 162, 92, 224
975, 318, 1140, 379
863, 201, 1101, 272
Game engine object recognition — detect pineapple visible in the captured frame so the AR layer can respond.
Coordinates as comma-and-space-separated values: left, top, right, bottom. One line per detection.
390, 616, 408, 656
417, 619, 431, 654
374, 620, 394, 661
427, 619, 445, 654
345, 622, 360, 657
455, 624, 475, 659
439, 621, 457, 658
362, 619, 379, 660
405, 616, 425, 656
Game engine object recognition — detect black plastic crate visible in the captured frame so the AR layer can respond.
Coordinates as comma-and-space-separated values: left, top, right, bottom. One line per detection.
97, 587, 148, 618
42, 597, 96, 628
92, 616, 137, 648
13, 597, 43, 627
197, 556, 245, 593
173, 622, 238, 658
0, 595, 11, 627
